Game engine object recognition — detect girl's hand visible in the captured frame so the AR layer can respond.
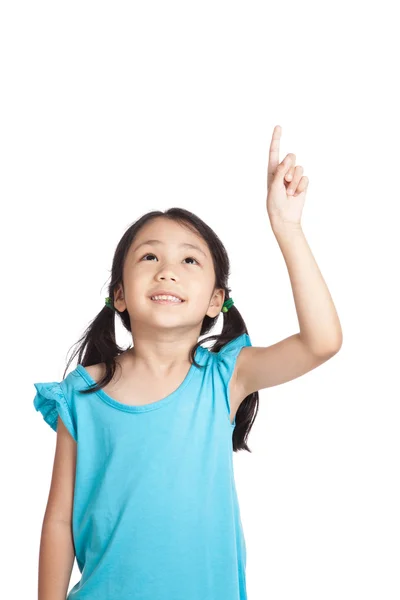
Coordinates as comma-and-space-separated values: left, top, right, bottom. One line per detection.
266, 125, 309, 229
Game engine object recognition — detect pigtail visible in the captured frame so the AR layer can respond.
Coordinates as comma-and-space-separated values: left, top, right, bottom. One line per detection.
218, 298, 259, 453
63, 299, 126, 393
189, 290, 260, 453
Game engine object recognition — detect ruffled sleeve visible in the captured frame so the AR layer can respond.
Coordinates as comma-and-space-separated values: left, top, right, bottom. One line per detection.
33, 381, 77, 442
216, 333, 253, 424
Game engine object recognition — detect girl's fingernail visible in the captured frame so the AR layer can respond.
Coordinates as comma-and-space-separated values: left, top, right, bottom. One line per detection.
287, 174, 292, 180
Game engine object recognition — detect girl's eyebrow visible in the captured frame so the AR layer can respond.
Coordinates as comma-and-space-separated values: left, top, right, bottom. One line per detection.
132, 239, 207, 258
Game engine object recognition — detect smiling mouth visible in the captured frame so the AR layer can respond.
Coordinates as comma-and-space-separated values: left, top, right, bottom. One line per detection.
150, 298, 185, 304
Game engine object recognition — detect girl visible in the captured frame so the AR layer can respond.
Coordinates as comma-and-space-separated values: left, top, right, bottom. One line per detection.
33, 125, 342, 600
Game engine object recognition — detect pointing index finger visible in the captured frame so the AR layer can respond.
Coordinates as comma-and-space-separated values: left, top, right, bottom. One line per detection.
267, 125, 282, 186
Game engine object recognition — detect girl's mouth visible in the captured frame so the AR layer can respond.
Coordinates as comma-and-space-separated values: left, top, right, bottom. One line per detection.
150, 298, 185, 305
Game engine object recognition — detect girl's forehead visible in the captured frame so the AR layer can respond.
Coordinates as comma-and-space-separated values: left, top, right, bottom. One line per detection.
132, 223, 209, 258
131, 238, 208, 258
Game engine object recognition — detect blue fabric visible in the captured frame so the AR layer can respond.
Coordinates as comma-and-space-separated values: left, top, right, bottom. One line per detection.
33, 333, 252, 600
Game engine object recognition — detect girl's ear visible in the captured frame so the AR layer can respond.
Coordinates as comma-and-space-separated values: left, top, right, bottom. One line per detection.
207, 288, 225, 318
113, 284, 126, 312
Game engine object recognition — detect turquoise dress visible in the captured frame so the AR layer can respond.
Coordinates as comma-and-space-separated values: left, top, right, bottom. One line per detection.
33, 333, 252, 600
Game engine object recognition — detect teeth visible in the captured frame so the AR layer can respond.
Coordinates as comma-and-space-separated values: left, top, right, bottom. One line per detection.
151, 295, 182, 302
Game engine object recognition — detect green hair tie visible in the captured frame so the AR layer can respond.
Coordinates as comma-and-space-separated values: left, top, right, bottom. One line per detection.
105, 296, 114, 309
222, 297, 234, 313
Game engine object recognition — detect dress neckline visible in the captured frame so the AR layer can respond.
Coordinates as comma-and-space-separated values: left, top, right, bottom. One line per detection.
75, 344, 205, 413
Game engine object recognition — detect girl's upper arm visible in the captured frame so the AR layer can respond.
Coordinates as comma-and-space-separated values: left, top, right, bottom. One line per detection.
43, 415, 77, 526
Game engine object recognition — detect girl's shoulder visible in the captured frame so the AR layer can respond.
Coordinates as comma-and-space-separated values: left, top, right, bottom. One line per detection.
32, 356, 109, 442
32, 359, 122, 443
83, 362, 105, 383
33, 368, 80, 442
213, 333, 252, 377
215, 333, 252, 357
82, 353, 129, 393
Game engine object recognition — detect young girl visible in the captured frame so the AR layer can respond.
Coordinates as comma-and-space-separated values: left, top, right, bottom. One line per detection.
33, 125, 342, 600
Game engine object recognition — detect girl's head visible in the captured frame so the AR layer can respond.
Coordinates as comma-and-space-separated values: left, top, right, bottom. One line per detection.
112, 214, 226, 337
65, 207, 259, 452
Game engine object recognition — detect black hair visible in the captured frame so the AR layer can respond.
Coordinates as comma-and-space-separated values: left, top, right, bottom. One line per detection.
63, 207, 259, 452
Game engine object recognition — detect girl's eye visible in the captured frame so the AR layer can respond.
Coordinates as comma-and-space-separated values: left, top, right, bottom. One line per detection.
140, 253, 199, 265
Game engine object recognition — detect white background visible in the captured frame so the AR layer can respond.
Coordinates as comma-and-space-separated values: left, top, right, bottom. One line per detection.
1, 1, 399, 598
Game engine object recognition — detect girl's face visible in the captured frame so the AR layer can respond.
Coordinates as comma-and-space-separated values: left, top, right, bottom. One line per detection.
114, 218, 225, 333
